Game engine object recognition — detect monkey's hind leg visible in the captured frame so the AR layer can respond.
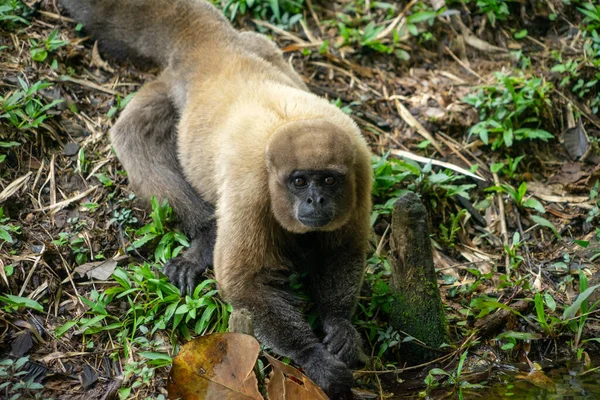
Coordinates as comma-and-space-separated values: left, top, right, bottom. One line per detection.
110, 79, 216, 294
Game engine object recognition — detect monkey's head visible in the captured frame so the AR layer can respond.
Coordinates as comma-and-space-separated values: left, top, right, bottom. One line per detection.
266, 119, 358, 233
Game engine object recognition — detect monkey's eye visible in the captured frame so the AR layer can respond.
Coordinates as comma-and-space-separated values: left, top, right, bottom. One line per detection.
293, 177, 307, 187
323, 176, 336, 186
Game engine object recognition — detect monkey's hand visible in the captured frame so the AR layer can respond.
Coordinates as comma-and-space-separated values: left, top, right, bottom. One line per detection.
297, 344, 354, 396
323, 318, 366, 367
163, 258, 207, 295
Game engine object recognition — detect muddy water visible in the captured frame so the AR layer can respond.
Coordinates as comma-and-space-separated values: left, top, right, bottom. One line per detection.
383, 359, 600, 399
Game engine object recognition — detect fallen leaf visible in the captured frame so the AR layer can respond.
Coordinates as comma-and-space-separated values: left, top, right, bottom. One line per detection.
564, 120, 589, 160
91, 41, 115, 72
167, 332, 262, 400
515, 370, 556, 391
265, 353, 328, 400
74, 259, 118, 280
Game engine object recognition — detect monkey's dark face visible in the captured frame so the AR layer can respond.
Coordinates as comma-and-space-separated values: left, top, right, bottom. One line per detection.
266, 119, 358, 233
286, 169, 346, 229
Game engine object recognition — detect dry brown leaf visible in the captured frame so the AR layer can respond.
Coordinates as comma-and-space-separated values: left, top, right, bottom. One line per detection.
73, 259, 118, 280
265, 353, 328, 400
167, 332, 263, 400
91, 41, 115, 72
515, 370, 557, 391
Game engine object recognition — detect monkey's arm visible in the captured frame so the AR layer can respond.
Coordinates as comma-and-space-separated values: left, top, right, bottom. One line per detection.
214, 203, 353, 394
310, 244, 367, 367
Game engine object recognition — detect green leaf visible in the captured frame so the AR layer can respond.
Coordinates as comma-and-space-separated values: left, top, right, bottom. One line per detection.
514, 29, 528, 39
544, 293, 556, 312
563, 284, 600, 320
0, 228, 13, 243
523, 198, 545, 213
490, 162, 504, 173
0, 294, 44, 311
496, 331, 542, 340
407, 11, 438, 24
530, 215, 561, 239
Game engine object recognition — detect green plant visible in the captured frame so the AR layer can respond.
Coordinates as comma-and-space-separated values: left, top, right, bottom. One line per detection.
0, 207, 20, 244
57, 263, 230, 350
0, 0, 29, 27
221, 0, 304, 29
439, 209, 467, 248
0, 294, 43, 313
29, 29, 69, 62
130, 197, 190, 263
490, 155, 523, 179
464, 73, 553, 150
371, 153, 476, 224
0, 356, 45, 400
107, 92, 136, 119
579, 2, 600, 32
564, 270, 600, 350
474, 0, 509, 26
425, 351, 484, 399
0, 77, 63, 130
486, 181, 545, 213
51, 232, 89, 265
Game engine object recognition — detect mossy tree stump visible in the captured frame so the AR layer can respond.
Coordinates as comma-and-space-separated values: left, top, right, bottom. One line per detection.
389, 192, 450, 364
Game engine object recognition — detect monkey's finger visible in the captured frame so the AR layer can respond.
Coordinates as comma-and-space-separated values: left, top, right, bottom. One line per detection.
186, 274, 197, 297
335, 341, 357, 366
324, 331, 346, 355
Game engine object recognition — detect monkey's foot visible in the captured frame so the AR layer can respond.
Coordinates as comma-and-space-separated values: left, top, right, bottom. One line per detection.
163, 257, 208, 295
323, 318, 366, 367
299, 344, 354, 396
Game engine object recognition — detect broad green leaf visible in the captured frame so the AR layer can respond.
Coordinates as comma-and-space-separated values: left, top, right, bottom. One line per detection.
563, 284, 600, 320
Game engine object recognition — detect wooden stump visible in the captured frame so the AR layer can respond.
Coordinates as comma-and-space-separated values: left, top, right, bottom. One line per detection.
389, 192, 450, 364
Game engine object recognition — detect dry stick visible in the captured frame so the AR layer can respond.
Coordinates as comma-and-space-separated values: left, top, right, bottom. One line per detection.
252, 19, 307, 44
393, 98, 445, 155
553, 88, 600, 130
32, 185, 98, 213
0, 172, 32, 203
437, 131, 491, 174
374, 0, 417, 41
299, 19, 319, 44
435, 134, 483, 177
304, 0, 323, 35
444, 46, 488, 83
391, 149, 485, 181
58, 76, 120, 95
492, 172, 510, 275
375, 225, 390, 256
49, 154, 56, 208
18, 255, 43, 297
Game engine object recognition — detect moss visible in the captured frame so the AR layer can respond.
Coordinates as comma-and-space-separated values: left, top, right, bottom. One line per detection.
389, 265, 450, 364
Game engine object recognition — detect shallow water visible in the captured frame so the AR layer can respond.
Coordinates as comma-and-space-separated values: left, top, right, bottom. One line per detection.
383, 359, 600, 399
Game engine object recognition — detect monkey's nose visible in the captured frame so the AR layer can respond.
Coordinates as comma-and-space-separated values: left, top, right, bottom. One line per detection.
306, 197, 325, 205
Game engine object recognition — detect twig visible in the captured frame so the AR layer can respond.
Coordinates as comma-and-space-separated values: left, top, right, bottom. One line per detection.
444, 46, 488, 83
391, 150, 485, 181
18, 254, 43, 297
57, 76, 120, 95
0, 172, 32, 203
304, 0, 323, 35
374, 0, 417, 41
252, 19, 307, 44
492, 172, 510, 275
33, 186, 98, 213
393, 99, 445, 155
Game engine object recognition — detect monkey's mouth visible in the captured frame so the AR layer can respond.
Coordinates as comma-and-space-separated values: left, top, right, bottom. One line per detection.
297, 214, 334, 228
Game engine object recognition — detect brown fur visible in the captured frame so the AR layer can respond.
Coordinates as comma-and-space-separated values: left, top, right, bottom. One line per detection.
61, 0, 372, 395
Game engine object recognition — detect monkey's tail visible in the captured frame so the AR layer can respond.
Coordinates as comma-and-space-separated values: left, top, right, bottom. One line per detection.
60, 0, 237, 66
